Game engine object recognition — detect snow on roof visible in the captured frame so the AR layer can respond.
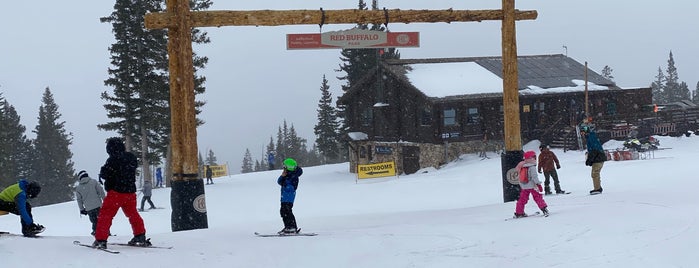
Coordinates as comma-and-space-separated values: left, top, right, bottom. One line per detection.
348, 132, 368, 141
404, 62, 504, 98
405, 62, 613, 98
521, 79, 609, 95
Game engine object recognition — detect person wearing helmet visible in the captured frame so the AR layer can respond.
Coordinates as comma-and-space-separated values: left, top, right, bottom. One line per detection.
0, 179, 45, 236
277, 158, 303, 234
513, 151, 549, 218
75, 170, 105, 235
93, 137, 150, 249
580, 125, 606, 195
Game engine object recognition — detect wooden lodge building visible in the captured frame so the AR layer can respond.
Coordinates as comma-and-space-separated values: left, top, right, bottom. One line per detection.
338, 54, 652, 174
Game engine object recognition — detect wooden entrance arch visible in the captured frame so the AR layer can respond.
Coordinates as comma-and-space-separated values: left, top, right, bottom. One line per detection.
145, 0, 537, 231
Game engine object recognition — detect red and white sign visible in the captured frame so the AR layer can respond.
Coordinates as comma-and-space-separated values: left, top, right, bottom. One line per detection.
287, 28, 419, 50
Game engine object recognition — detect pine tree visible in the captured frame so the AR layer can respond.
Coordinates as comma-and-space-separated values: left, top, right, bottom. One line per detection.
0, 96, 33, 187
694, 82, 699, 104
241, 149, 254, 173
31, 87, 75, 205
601, 65, 614, 81
651, 67, 666, 104
314, 75, 340, 164
663, 51, 683, 103
99, 0, 211, 176
205, 149, 218, 165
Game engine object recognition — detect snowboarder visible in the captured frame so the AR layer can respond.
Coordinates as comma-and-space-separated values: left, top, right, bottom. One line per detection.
93, 137, 151, 249
205, 165, 214, 185
0, 179, 45, 237
75, 170, 105, 235
581, 125, 606, 195
277, 158, 303, 234
514, 151, 549, 218
139, 179, 157, 211
537, 145, 565, 194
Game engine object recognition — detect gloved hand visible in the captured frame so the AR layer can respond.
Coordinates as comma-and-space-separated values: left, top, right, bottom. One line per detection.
536, 184, 543, 193
80, 210, 88, 215
556, 164, 561, 169
538, 170, 542, 174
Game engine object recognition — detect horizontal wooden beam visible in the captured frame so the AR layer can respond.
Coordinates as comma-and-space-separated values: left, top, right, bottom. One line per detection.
145, 9, 537, 29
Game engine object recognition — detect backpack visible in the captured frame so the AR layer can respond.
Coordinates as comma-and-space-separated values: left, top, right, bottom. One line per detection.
519, 166, 529, 184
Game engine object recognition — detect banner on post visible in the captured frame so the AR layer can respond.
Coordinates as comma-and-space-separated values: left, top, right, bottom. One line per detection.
287, 28, 419, 50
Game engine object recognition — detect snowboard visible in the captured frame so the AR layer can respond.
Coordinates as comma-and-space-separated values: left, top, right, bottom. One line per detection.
109, 241, 172, 249
545, 191, 571, 196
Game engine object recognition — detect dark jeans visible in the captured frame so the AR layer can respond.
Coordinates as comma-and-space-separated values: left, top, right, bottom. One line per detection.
279, 202, 297, 229
87, 207, 101, 234
206, 177, 213, 184
140, 196, 156, 210
0, 200, 33, 234
543, 169, 562, 193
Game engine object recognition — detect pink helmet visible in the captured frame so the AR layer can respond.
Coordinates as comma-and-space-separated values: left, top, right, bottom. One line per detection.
523, 150, 536, 159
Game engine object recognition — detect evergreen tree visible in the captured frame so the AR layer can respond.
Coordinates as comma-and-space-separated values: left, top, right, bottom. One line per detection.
31, 87, 75, 205
601, 65, 614, 81
241, 148, 253, 173
663, 51, 683, 103
205, 149, 218, 165
276, 124, 287, 163
694, 82, 699, 104
99, 0, 211, 176
314, 75, 340, 164
651, 67, 666, 104
254, 160, 262, 172
0, 97, 33, 187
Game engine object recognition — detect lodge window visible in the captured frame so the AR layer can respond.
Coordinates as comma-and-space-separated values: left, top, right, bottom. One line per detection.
533, 102, 545, 111
361, 108, 373, 126
443, 108, 456, 126
607, 102, 617, 115
420, 107, 432, 126
467, 107, 479, 124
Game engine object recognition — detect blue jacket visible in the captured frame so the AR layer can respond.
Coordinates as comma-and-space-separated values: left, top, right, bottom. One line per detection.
277, 167, 302, 203
0, 180, 33, 225
586, 131, 604, 152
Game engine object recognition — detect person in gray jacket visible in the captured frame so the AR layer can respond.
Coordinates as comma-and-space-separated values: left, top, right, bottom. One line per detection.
139, 179, 157, 211
75, 170, 105, 235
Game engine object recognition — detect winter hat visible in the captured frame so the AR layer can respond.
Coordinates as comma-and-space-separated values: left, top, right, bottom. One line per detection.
523, 151, 537, 159
78, 170, 89, 179
25, 181, 41, 199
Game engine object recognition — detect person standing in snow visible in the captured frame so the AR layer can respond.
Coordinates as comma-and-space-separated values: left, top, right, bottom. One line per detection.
581, 125, 606, 195
277, 158, 303, 234
0, 179, 44, 237
514, 151, 549, 218
155, 167, 163, 188
75, 170, 105, 235
139, 179, 157, 211
205, 165, 214, 185
537, 145, 565, 195
93, 137, 150, 249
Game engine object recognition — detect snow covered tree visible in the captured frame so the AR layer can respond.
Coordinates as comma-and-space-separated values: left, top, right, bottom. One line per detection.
0, 96, 33, 187
314, 75, 340, 164
601, 65, 614, 81
694, 81, 699, 104
651, 67, 666, 104
663, 51, 684, 103
31, 87, 75, 205
241, 148, 253, 173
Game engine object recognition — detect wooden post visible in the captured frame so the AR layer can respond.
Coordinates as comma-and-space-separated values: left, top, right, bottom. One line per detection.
166, 0, 207, 232
500, 0, 523, 202
145, 4, 538, 229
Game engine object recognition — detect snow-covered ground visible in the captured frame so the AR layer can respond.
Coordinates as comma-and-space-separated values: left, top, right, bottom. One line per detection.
1, 135, 697, 268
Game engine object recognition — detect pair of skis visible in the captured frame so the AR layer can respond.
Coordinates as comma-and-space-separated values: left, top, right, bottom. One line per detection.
73, 240, 172, 254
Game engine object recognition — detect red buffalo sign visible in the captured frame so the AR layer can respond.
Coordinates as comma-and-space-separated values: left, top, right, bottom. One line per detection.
287, 28, 419, 50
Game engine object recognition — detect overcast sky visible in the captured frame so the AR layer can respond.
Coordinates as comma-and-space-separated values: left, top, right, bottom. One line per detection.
1, 0, 697, 176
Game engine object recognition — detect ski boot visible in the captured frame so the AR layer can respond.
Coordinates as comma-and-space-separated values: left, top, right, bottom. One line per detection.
541, 207, 549, 217
92, 240, 108, 249
128, 234, 152, 247
513, 213, 528, 218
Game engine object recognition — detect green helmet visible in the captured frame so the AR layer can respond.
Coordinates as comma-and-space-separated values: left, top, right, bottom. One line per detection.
283, 158, 297, 171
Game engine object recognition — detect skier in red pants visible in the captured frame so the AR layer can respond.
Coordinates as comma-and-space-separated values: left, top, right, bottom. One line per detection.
92, 137, 151, 249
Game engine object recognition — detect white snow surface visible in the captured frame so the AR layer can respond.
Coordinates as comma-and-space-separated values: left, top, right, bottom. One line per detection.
406, 62, 504, 97
2, 135, 698, 267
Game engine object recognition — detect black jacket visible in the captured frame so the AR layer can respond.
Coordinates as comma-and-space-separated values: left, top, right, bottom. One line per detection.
99, 139, 138, 193
585, 150, 607, 166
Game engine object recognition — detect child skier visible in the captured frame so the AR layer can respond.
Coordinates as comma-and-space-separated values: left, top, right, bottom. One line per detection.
514, 151, 549, 218
277, 158, 303, 234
